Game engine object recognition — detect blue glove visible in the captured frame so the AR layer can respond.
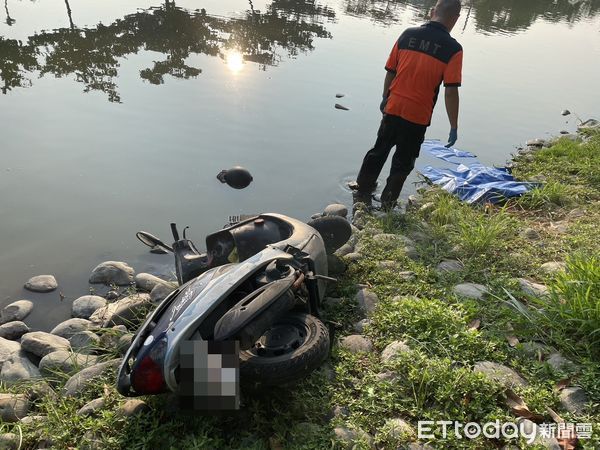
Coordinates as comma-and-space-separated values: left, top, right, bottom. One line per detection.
380, 95, 388, 114
445, 128, 458, 148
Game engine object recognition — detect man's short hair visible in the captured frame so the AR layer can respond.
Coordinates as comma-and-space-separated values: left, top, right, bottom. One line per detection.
435, 0, 461, 19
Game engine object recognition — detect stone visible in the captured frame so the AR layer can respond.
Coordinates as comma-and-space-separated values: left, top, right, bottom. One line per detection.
134, 273, 170, 292
69, 331, 101, 354
19, 415, 45, 425
355, 288, 378, 315
561, 109, 570, 116
549, 221, 569, 233
0, 321, 30, 340
105, 290, 119, 301
377, 260, 401, 271
0, 351, 41, 384
323, 203, 348, 218
559, 387, 589, 415
0, 300, 34, 325
0, 337, 21, 367
339, 335, 373, 353
381, 340, 410, 363
331, 405, 349, 418
118, 399, 150, 417
117, 334, 133, 354
353, 319, 370, 334
517, 419, 561, 450
334, 243, 354, 258
0, 393, 30, 422
520, 341, 551, 359
51, 318, 96, 339
77, 397, 106, 417
376, 371, 399, 382
63, 359, 121, 397
521, 227, 541, 240
327, 254, 346, 275
150, 283, 177, 303
404, 246, 419, 260
546, 353, 578, 373
436, 259, 464, 274
89, 261, 134, 286
89, 293, 151, 327
39, 351, 99, 376
473, 361, 527, 388
26, 381, 56, 401
0, 433, 19, 450
373, 233, 415, 250
344, 252, 363, 262
453, 283, 488, 300
540, 261, 567, 275
72, 295, 107, 319
526, 138, 546, 147
517, 278, 549, 297
398, 271, 417, 281
382, 418, 415, 440
20, 331, 70, 358
577, 118, 600, 131
419, 202, 434, 213
24, 275, 58, 293
333, 427, 374, 448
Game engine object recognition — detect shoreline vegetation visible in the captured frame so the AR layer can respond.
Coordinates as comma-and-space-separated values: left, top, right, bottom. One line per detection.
0, 125, 599, 449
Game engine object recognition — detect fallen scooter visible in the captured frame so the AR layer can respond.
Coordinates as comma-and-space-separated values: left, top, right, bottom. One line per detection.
117, 213, 351, 401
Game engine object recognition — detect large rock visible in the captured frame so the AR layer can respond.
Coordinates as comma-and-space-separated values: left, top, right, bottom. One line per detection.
327, 254, 347, 275
339, 335, 373, 353
0, 393, 30, 422
77, 397, 106, 417
453, 283, 488, 300
134, 273, 170, 292
436, 259, 464, 274
118, 399, 150, 417
69, 331, 101, 354
21, 331, 70, 358
355, 288, 378, 315
0, 337, 21, 367
51, 318, 96, 339
150, 283, 177, 304
72, 295, 107, 319
335, 243, 354, 258
333, 427, 374, 449
89, 293, 151, 327
63, 359, 121, 397
381, 340, 410, 363
0, 321, 30, 340
89, 261, 134, 286
381, 418, 415, 440
39, 351, 99, 376
323, 203, 348, 218
473, 361, 527, 388
517, 278, 549, 297
372, 233, 415, 251
0, 433, 19, 450
540, 261, 566, 275
546, 353, 578, 373
0, 351, 41, 385
0, 300, 34, 324
559, 387, 589, 415
517, 419, 561, 450
24, 275, 58, 293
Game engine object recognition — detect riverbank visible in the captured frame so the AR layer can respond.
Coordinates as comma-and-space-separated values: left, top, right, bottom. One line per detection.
0, 127, 598, 449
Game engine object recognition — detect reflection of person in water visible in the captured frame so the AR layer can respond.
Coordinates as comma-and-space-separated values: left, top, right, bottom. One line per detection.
354, 0, 463, 210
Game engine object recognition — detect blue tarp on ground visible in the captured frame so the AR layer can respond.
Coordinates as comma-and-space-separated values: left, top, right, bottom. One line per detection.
419, 162, 538, 204
421, 140, 477, 163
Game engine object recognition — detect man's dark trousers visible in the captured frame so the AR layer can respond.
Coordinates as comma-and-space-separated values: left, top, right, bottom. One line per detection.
356, 114, 427, 207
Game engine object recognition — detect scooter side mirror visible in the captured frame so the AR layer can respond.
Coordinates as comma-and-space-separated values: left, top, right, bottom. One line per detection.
136, 231, 173, 253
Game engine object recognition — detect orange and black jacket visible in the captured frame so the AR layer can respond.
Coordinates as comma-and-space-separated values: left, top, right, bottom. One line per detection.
384, 21, 463, 126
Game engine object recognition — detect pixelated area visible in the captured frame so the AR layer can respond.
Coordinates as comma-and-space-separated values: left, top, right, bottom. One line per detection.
179, 340, 240, 411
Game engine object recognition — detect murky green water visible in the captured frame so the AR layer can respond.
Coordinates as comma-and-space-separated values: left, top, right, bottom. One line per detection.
1, 0, 599, 329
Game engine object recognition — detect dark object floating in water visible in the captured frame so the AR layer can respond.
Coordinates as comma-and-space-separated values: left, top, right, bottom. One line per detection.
217, 166, 253, 189
335, 103, 349, 111
335, 93, 345, 98
561, 109, 571, 116
560, 130, 569, 135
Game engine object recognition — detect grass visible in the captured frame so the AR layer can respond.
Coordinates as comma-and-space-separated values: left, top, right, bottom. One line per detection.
1, 131, 599, 448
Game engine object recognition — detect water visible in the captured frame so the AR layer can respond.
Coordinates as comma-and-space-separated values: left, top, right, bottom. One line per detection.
1, 0, 599, 330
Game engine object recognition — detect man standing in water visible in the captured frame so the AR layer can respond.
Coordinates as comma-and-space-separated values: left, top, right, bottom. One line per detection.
354, 0, 463, 210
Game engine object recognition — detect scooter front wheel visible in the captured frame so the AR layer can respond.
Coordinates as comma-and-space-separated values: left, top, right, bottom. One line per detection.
239, 312, 329, 386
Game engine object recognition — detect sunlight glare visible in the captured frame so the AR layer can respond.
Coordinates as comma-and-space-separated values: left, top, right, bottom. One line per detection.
226, 50, 244, 73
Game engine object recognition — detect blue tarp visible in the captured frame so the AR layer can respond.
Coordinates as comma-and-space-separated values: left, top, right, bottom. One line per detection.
421, 139, 477, 163
419, 163, 538, 204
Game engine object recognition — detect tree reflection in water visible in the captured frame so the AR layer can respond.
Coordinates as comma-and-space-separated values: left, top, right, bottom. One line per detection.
343, 0, 600, 33
0, 0, 334, 102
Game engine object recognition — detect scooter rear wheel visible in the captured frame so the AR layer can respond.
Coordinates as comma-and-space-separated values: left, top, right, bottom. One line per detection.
239, 312, 329, 386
